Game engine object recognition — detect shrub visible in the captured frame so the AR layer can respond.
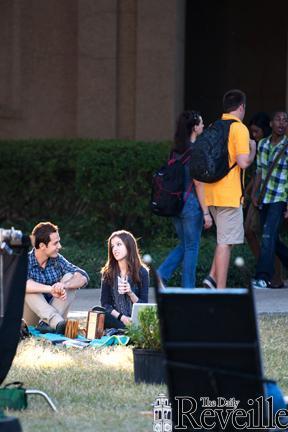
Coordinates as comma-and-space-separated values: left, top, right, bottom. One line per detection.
0, 138, 172, 240
126, 307, 161, 351
1, 138, 285, 289
75, 140, 172, 238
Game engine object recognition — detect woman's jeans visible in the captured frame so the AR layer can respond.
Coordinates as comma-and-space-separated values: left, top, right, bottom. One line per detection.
158, 193, 203, 288
255, 202, 288, 282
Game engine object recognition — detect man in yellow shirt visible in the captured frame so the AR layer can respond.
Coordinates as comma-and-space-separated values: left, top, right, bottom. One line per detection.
203, 89, 256, 288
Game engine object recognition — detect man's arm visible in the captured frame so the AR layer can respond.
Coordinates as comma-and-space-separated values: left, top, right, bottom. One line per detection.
58, 254, 89, 288
236, 139, 256, 169
26, 279, 67, 300
26, 279, 52, 294
62, 272, 88, 290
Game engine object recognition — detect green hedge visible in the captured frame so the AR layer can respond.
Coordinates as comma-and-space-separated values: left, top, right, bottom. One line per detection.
0, 139, 173, 240
1, 139, 285, 288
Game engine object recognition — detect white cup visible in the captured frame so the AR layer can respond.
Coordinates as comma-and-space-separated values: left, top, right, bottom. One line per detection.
117, 275, 127, 294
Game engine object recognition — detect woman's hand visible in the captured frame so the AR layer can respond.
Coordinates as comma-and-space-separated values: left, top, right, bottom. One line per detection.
119, 280, 132, 294
121, 315, 132, 326
203, 213, 213, 229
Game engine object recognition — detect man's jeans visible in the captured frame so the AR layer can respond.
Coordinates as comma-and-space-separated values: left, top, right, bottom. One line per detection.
23, 289, 77, 327
255, 202, 288, 282
158, 193, 203, 288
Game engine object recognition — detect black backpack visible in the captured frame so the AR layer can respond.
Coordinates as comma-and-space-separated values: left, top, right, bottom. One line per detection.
189, 119, 237, 183
150, 149, 192, 217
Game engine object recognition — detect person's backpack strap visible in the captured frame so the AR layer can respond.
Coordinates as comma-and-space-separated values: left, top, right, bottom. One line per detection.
257, 140, 288, 207
169, 146, 192, 165
170, 147, 193, 204
222, 119, 243, 202
223, 118, 238, 174
183, 181, 194, 204
179, 147, 193, 165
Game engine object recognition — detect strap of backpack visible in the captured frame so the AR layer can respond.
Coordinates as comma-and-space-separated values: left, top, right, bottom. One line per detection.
169, 147, 193, 203
183, 181, 194, 203
223, 119, 238, 175
169, 146, 192, 164
179, 148, 192, 165
181, 148, 193, 202
257, 140, 288, 206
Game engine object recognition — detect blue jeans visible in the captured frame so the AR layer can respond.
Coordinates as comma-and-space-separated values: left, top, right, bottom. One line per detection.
158, 193, 203, 288
255, 202, 288, 281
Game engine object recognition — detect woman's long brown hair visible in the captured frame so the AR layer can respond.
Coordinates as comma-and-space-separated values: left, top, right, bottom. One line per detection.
101, 230, 147, 286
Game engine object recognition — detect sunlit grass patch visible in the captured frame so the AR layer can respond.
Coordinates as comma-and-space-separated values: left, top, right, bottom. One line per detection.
3, 314, 288, 431
14, 338, 74, 370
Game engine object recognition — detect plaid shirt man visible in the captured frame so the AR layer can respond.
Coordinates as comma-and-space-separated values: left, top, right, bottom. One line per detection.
28, 248, 89, 301
257, 134, 288, 204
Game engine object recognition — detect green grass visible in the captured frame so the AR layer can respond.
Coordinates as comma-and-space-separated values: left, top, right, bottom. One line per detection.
259, 314, 288, 391
3, 314, 288, 431
4, 341, 164, 432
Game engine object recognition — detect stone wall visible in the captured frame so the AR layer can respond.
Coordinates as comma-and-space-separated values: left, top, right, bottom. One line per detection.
0, 0, 185, 140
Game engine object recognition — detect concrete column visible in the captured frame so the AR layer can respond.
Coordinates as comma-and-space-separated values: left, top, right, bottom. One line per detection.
0, 0, 22, 131
116, 0, 137, 139
0, 0, 78, 139
21, 0, 78, 138
135, 0, 185, 141
77, 0, 118, 138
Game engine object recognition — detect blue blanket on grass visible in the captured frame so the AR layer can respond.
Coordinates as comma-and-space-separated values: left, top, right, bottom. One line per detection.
28, 326, 129, 348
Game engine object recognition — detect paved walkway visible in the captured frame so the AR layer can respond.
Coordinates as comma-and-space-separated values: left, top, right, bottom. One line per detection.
68, 287, 288, 318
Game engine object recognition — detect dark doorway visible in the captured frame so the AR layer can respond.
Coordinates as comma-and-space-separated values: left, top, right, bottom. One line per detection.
185, 1, 288, 125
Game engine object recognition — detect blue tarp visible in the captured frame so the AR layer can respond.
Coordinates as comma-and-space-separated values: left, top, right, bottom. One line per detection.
28, 326, 129, 348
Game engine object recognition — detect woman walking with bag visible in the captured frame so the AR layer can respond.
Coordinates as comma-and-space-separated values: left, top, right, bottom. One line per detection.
157, 111, 213, 288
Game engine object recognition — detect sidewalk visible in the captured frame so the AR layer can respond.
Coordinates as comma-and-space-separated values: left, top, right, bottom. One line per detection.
68, 287, 288, 318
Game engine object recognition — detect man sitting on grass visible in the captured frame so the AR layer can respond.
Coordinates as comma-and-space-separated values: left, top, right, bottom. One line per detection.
23, 221, 89, 334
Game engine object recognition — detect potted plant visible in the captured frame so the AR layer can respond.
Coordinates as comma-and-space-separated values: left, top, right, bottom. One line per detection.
126, 306, 166, 385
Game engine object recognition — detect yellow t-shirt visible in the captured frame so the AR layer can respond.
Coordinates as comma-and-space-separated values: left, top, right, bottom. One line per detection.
204, 114, 249, 207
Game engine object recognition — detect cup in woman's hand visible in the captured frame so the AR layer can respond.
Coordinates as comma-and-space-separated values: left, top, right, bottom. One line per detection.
117, 275, 127, 294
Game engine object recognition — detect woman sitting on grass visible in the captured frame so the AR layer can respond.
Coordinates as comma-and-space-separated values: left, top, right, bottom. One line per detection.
99, 230, 149, 329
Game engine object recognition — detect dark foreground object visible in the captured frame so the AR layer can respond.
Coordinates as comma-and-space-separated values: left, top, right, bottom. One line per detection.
0, 415, 22, 432
133, 349, 166, 384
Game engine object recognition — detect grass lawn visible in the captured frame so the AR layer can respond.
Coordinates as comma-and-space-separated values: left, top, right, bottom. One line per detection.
3, 314, 288, 432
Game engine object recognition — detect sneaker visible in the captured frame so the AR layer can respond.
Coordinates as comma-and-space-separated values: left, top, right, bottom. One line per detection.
35, 321, 55, 334
203, 275, 216, 289
251, 279, 271, 289
56, 320, 67, 335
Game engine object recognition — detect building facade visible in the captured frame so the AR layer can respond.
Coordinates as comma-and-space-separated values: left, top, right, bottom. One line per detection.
0, 0, 287, 141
